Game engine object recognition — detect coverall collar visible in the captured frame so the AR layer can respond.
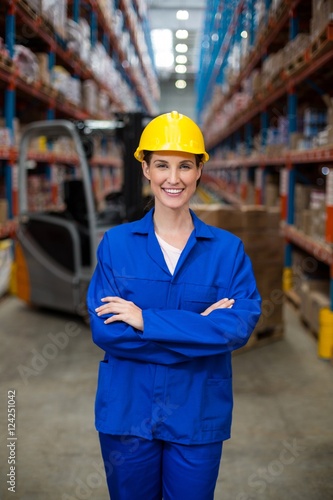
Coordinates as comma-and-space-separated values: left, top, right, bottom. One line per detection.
131, 208, 215, 277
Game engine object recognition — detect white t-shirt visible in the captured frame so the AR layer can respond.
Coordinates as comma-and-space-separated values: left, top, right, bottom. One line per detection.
155, 233, 182, 275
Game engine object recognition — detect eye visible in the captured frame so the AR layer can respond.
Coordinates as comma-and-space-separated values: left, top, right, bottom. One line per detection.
179, 164, 192, 170
156, 163, 168, 169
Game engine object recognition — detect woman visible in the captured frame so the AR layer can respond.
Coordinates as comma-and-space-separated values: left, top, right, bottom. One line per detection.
87, 111, 261, 499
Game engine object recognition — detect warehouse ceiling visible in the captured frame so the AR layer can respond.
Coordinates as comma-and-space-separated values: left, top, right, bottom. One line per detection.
146, 0, 206, 83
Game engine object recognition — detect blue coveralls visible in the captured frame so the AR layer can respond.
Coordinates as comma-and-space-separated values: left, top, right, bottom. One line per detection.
87, 208, 261, 499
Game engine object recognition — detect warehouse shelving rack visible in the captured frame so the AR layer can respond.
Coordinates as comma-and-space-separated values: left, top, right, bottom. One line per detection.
197, 0, 333, 355
0, 0, 158, 235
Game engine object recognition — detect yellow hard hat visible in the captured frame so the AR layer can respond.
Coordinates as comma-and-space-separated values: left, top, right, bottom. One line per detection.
134, 110, 209, 163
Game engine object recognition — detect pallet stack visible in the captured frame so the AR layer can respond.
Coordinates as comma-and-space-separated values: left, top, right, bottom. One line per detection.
192, 204, 284, 351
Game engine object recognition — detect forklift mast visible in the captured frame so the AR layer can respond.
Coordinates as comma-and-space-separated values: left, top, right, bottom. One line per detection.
121, 112, 147, 222
15, 114, 152, 316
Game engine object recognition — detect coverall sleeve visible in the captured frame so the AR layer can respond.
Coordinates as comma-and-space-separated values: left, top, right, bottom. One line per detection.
141, 240, 262, 357
87, 236, 189, 365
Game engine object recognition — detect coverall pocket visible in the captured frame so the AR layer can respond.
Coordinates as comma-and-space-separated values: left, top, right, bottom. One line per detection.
183, 284, 218, 313
95, 360, 113, 422
201, 378, 232, 430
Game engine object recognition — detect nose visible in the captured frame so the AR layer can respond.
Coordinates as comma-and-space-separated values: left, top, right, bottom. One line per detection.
167, 167, 180, 185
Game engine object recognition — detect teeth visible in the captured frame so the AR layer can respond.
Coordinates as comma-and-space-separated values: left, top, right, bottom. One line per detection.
164, 189, 183, 194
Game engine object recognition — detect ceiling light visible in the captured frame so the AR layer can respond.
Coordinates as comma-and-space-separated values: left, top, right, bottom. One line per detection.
241, 30, 248, 38
176, 55, 187, 64
176, 29, 188, 39
176, 10, 189, 20
175, 43, 188, 53
154, 52, 174, 69
175, 64, 187, 74
151, 29, 174, 69
175, 80, 187, 89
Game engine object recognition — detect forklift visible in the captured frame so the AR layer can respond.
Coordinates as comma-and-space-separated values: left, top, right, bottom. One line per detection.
15, 113, 149, 317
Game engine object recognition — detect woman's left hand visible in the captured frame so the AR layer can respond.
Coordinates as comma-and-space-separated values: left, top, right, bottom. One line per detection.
95, 297, 144, 331
201, 298, 235, 316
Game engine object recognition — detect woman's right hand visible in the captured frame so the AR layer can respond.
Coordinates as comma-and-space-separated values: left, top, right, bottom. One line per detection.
201, 298, 235, 316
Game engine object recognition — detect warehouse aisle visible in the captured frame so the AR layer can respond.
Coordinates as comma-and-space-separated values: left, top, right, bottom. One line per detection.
0, 296, 332, 500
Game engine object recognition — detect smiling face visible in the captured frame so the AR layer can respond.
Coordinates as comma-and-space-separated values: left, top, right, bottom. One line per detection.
142, 151, 203, 211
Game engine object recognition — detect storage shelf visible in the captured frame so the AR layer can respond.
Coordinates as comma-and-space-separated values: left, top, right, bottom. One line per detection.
206, 0, 302, 120
119, 0, 159, 102
201, 173, 242, 207
204, 22, 333, 149
207, 145, 333, 169
0, 59, 91, 119
12, 0, 157, 113
0, 147, 122, 167
199, 0, 333, 318
282, 223, 333, 267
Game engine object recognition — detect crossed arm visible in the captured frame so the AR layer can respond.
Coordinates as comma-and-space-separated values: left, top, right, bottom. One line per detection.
95, 296, 235, 330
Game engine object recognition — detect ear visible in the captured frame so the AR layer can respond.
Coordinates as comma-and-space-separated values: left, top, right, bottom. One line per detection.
142, 161, 151, 181
196, 162, 203, 181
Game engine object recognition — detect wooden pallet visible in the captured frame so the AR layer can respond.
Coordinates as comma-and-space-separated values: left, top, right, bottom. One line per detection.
235, 324, 284, 355
19, 0, 40, 22
285, 52, 308, 78
285, 289, 301, 309
310, 23, 333, 59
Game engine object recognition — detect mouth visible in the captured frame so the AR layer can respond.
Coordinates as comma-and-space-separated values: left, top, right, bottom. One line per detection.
162, 188, 184, 196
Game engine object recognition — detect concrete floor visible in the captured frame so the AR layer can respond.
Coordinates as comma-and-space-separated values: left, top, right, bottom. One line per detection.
0, 296, 332, 500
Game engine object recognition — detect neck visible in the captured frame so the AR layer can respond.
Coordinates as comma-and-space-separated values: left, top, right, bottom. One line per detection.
153, 204, 193, 236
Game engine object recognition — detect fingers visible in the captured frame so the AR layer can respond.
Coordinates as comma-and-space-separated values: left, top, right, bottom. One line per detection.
201, 298, 235, 316
95, 297, 129, 315
95, 297, 144, 330
215, 298, 235, 307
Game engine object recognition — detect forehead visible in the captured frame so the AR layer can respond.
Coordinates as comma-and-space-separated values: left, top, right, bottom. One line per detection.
151, 151, 195, 163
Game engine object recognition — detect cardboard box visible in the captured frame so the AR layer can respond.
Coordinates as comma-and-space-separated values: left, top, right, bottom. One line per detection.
0, 199, 8, 223
42, 0, 67, 38
192, 204, 269, 231
241, 232, 284, 263
265, 183, 279, 207
254, 262, 284, 297
300, 209, 312, 235
191, 203, 227, 227
255, 302, 284, 331
36, 53, 50, 85
309, 290, 330, 333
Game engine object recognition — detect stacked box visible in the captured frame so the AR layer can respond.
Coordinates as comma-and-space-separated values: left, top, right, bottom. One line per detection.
261, 48, 285, 87
0, 118, 20, 147
311, 0, 333, 40
192, 204, 284, 335
298, 278, 330, 333
82, 80, 98, 115
13, 45, 39, 83
303, 107, 327, 139
309, 190, 326, 240
294, 184, 312, 230
283, 34, 311, 69
36, 53, 50, 85
0, 199, 8, 223
41, 0, 67, 39
26, 0, 41, 13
